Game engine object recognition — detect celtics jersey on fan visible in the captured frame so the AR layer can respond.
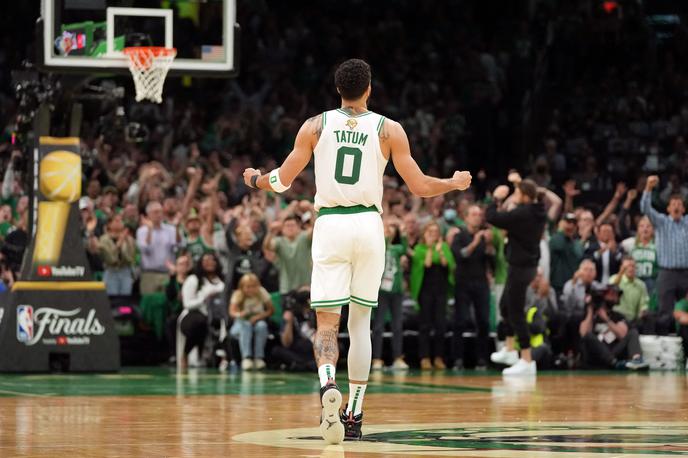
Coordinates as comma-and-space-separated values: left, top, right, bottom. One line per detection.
313, 109, 388, 212
631, 240, 658, 280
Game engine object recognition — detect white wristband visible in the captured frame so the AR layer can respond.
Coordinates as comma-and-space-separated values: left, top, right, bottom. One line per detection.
268, 168, 290, 193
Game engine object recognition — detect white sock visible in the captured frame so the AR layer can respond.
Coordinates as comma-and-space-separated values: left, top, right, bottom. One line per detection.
346, 383, 367, 416
318, 364, 336, 387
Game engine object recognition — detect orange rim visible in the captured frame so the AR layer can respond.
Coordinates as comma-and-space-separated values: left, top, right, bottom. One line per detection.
123, 47, 176, 70
123, 46, 177, 57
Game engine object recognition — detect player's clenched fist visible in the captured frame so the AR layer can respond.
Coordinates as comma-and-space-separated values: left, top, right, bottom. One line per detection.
452, 171, 472, 191
243, 168, 261, 187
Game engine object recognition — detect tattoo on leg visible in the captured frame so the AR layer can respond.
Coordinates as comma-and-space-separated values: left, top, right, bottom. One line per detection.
314, 326, 340, 366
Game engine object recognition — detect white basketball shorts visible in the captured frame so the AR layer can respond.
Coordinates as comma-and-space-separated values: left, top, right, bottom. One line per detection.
310, 210, 385, 310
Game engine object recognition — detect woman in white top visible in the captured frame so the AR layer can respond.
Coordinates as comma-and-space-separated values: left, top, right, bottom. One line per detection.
229, 273, 274, 370
180, 252, 225, 369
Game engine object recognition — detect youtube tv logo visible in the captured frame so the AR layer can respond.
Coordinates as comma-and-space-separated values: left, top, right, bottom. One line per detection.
37, 266, 52, 277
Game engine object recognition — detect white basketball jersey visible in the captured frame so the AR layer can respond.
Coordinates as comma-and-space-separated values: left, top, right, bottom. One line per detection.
313, 109, 388, 212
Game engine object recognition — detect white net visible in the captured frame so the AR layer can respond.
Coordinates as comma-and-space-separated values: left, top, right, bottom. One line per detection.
124, 47, 176, 104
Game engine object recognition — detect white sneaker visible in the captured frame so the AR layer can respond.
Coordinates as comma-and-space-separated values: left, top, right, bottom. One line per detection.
218, 359, 229, 371
502, 359, 537, 376
392, 358, 410, 370
320, 384, 344, 444
254, 358, 266, 370
241, 358, 254, 370
490, 348, 519, 366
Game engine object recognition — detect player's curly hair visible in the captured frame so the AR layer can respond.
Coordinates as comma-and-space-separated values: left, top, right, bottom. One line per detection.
334, 59, 371, 100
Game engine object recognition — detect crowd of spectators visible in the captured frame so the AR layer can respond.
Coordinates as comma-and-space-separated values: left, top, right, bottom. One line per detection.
0, 1, 687, 370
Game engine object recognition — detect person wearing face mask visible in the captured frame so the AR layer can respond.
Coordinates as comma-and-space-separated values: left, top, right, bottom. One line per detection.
486, 179, 547, 375
641, 175, 688, 335
439, 201, 464, 235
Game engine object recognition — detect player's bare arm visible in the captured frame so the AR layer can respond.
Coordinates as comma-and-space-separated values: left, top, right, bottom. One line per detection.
242, 115, 321, 191
381, 120, 472, 197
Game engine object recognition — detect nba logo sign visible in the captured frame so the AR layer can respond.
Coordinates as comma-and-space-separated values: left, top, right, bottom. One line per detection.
17, 305, 34, 343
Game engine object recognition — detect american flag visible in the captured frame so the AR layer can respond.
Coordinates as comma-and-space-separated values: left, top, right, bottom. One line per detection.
202, 45, 225, 62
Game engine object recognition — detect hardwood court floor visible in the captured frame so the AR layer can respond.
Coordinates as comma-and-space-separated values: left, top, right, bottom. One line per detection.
0, 368, 687, 457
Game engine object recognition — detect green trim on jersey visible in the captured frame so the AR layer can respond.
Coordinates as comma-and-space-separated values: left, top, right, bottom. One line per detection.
322, 111, 327, 129
336, 108, 373, 118
317, 204, 379, 217
376, 116, 386, 134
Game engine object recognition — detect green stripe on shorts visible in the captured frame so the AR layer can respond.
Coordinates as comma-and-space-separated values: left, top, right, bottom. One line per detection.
351, 298, 377, 308
351, 295, 377, 305
312, 297, 350, 308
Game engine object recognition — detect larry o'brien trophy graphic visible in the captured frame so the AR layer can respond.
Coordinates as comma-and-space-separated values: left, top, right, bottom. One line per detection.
0, 137, 120, 372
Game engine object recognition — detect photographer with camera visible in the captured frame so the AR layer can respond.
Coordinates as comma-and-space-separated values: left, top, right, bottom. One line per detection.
579, 284, 649, 370
271, 288, 317, 371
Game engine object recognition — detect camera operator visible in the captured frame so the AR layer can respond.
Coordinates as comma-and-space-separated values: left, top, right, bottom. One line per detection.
579, 285, 649, 370
271, 288, 317, 371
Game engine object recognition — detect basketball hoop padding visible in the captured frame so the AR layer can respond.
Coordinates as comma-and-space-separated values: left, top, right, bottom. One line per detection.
123, 47, 176, 103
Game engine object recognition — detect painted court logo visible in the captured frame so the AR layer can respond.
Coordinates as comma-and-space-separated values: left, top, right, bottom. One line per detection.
232, 422, 688, 457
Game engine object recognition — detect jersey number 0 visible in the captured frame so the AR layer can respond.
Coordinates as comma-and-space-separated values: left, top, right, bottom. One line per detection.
334, 146, 362, 185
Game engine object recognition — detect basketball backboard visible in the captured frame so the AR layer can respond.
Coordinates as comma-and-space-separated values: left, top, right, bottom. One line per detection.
38, 0, 238, 77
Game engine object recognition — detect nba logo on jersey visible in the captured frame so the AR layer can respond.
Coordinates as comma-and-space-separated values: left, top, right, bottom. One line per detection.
16, 305, 34, 343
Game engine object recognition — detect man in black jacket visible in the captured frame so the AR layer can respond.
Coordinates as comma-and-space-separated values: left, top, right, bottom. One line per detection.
486, 179, 547, 375
450, 205, 494, 369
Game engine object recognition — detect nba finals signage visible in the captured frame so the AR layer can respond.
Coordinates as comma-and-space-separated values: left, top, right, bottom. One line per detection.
0, 137, 120, 372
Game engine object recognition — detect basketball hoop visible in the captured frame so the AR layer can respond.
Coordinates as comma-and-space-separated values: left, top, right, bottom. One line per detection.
123, 47, 176, 104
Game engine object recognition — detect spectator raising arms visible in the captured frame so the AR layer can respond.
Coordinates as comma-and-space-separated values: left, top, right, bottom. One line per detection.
229, 273, 274, 371
180, 253, 225, 370
487, 179, 547, 375
411, 221, 455, 371
640, 175, 688, 334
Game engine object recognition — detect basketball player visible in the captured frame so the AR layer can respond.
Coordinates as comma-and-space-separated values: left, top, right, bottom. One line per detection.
243, 59, 472, 444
